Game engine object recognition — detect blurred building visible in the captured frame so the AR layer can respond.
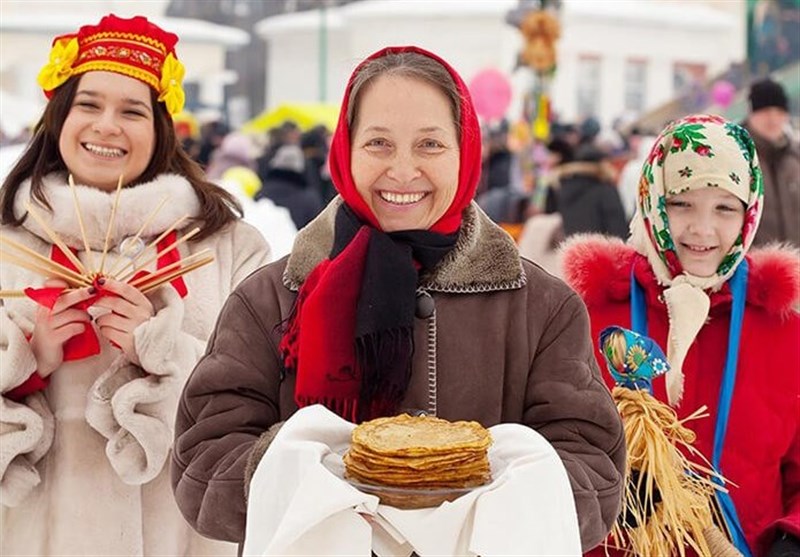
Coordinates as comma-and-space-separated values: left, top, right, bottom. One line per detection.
166, 0, 357, 127
0, 0, 248, 137
254, 0, 746, 129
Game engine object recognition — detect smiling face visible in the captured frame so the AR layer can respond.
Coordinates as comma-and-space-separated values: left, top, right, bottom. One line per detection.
350, 75, 460, 232
58, 71, 155, 191
665, 187, 745, 277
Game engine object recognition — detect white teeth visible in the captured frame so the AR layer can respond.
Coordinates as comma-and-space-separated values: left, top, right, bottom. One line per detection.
84, 143, 125, 157
686, 244, 714, 252
379, 191, 426, 205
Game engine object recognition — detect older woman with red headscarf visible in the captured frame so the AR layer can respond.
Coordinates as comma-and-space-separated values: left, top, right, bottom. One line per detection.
171, 46, 625, 552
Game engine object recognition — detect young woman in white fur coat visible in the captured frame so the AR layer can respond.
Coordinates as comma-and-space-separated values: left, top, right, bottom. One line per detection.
0, 14, 269, 556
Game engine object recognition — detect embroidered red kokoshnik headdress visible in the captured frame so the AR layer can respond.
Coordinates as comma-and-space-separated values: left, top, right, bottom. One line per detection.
37, 14, 185, 115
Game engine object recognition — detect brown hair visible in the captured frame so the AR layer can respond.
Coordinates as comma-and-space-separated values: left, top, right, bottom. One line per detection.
346, 51, 462, 141
0, 74, 241, 241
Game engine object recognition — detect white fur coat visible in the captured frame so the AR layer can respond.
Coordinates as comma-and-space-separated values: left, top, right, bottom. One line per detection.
0, 173, 270, 555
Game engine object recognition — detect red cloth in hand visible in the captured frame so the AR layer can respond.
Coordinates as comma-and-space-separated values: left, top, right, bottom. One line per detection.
24, 234, 189, 363
24, 283, 101, 361
6, 371, 50, 402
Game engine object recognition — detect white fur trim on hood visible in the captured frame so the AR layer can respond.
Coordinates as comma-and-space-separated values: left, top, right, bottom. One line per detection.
14, 173, 201, 251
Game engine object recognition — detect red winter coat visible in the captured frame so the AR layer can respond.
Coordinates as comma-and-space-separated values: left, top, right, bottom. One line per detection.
562, 235, 800, 557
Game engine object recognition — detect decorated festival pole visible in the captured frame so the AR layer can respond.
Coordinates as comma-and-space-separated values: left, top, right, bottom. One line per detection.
506, 0, 562, 142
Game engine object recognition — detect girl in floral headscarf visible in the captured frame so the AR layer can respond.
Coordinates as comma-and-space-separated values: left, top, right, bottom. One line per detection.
563, 114, 800, 557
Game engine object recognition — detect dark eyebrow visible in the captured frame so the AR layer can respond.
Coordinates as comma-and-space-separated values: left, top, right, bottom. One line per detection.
74, 90, 152, 114
361, 126, 390, 134
123, 99, 152, 114
361, 125, 448, 134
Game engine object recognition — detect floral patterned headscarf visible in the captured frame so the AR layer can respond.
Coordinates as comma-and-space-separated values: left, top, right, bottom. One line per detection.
631, 114, 763, 290
629, 114, 763, 405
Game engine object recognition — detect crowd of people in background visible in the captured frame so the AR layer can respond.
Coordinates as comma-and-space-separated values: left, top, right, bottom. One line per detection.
155, 117, 337, 259
151, 73, 798, 281
3, 75, 795, 269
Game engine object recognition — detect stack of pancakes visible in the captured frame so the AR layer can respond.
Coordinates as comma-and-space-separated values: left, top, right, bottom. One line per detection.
343, 414, 492, 490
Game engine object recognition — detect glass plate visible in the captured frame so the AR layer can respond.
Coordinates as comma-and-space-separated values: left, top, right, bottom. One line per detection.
322, 449, 489, 510
343, 478, 480, 510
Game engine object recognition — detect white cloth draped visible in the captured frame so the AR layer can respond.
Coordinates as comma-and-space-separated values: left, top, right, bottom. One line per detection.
244, 405, 581, 557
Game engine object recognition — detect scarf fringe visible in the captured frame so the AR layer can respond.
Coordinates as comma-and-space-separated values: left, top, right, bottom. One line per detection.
355, 328, 414, 418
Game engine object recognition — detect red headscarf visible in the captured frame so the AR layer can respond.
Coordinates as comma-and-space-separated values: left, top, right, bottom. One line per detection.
328, 45, 483, 234
281, 46, 482, 423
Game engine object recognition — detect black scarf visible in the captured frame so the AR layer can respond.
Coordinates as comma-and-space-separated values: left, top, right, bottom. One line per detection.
280, 203, 458, 422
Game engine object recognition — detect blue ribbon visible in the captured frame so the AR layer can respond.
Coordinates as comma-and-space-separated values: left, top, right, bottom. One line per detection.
629, 267, 648, 338
711, 260, 752, 556
629, 268, 653, 396
630, 262, 752, 556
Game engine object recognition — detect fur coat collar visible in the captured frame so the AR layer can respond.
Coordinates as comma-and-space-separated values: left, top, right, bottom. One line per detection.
562, 234, 800, 319
283, 197, 525, 293
14, 173, 201, 251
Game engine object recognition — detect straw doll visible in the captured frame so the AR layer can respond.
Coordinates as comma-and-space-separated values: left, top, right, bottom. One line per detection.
599, 325, 741, 557
0, 14, 269, 555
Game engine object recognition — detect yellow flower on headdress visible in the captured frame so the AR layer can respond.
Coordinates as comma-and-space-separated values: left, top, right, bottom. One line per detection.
37, 36, 79, 92
158, 53, 185, 116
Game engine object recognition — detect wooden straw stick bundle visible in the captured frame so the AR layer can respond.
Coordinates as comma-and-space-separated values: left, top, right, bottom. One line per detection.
141, 255, 214, 294
23, 202, 88, 276
0, 290, 30, 298
1, 249, 85, 286
116, 227, 200, 283
128, 249, 213, 290
1, 235, 92, 286
105, 195, 170, 277
0, 175, 214, 299
97, 175, 125, 275
68, 174, 97, 272
110, 214, 190, 279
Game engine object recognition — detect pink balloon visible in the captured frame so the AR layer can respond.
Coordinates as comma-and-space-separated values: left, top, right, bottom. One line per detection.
469, 69, 512, 121
711, 80, 736, 108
